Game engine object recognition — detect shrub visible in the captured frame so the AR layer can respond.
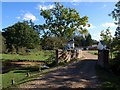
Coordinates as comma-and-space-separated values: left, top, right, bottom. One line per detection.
110, 52, 120, 75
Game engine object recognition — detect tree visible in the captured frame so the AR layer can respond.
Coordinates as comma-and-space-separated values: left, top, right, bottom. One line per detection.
85, 33, 93, 46
40, 2, 89, 39
100, 27, 112, 47
74, 33, 93, 47
78, 28, 88, 39
109, 1, 120, 74
74, 36, 83, 47
92, 39, 98, 45
2, 21, 40, 53
109, 1, 120, 55
41, 36, 67, 50
38, 2, 90, 49
0, 32, 6, 53
78, 29, 93, 47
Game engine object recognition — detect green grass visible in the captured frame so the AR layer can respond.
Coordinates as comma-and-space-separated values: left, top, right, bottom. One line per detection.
2, 70, 28, 88
1, 50, 55, 88
88, 50, 98, 55
1, 56, 80, 89
2, 69, 40, 88
2, 65, 60, 88
1, 50, 55, 61
95, 64, 120, 89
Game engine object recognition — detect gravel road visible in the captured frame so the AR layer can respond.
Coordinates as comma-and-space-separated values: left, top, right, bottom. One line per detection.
19, 51, 101, 88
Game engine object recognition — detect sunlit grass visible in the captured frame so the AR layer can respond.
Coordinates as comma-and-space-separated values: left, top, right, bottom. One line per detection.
1, 50, 55, 61
2, 68, 40, 88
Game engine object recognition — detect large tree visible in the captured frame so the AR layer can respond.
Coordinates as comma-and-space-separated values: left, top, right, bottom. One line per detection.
0, 32, 6, 53
74, 33, 93, 47
100, 27, 112, 47
109, 1, 120, 74
2, 21, 40, 53
109, 1, 120, 55
85, 33, 93, 46
41, 36, 67, 50
40, 2, 89, 39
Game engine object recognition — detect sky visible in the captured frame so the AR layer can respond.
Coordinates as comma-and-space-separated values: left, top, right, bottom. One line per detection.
1, 1, 118, 41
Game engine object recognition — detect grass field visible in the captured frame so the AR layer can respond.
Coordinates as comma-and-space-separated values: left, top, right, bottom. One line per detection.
1, 50, 55, 61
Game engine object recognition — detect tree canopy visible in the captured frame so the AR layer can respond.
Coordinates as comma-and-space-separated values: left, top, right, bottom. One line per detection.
109, 1, 120, 75
109, 1, 120, 52
100, 27, 112, 47
2, 21, 40, 53
39, 2, 90, 39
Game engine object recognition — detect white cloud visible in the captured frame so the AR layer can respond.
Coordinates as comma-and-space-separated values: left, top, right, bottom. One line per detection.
37, 4, 54, 10
16, 16, 21, 19
23, 13, 37, 21
101, 22, 117, 28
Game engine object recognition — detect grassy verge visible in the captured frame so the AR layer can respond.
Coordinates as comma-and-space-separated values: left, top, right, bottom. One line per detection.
95, 64, 120, 89
2, 57, 80, 89
2, 66, 41, 88
1, 50, 55, 61
1, 50, 56, 88
87, 50, 98, 55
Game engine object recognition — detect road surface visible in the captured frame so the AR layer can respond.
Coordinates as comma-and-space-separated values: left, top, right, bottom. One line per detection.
19, 51, 101, 88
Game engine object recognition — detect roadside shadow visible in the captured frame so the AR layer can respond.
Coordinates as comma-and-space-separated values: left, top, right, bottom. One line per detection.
29, 59, 100, 88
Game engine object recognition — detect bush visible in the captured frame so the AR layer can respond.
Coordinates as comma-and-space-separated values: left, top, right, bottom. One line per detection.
110, 52, 120, 75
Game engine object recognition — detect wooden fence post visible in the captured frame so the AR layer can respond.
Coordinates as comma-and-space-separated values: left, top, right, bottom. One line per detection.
27, 72, 30, 77
11, 79, 15, 85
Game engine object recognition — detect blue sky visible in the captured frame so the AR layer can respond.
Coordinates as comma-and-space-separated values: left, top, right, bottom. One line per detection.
2, 2, 117, 41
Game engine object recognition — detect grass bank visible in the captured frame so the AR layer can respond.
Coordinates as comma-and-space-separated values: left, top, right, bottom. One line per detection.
1, 50, 56, 88
1, 50, 55, 61
2, 58, 79, 89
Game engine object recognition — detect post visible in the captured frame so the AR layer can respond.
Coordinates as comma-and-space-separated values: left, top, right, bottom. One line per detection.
27, 72, 30, 77
12, 79, 15, 85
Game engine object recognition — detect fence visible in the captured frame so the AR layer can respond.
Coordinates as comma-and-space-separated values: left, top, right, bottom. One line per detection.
56, 49, 82, 64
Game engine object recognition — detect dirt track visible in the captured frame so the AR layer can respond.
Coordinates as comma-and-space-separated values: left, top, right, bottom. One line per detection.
19, 51, 101, 88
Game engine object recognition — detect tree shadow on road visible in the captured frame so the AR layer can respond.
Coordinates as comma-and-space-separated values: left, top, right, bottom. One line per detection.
28, 59, 101, 88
